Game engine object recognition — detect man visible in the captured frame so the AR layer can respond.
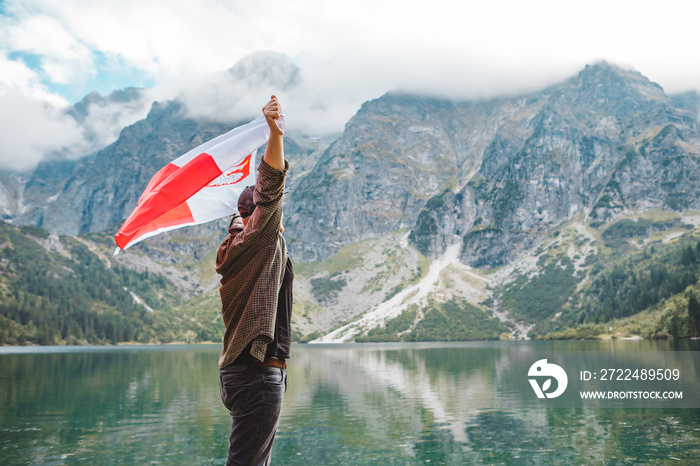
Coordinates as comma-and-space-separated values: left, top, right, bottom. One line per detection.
217, 96, 293, 466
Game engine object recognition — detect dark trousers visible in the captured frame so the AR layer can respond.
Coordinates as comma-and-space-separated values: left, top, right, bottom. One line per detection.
219, 365, 287, 466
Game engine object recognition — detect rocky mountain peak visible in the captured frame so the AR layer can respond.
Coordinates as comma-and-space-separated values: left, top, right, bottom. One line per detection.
574, 61, 662, 91
227, 50, 300, 91
561, 61, 668, 115
68, 88, 146, 124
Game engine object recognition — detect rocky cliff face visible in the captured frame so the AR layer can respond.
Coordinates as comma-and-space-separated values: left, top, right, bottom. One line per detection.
285, 62, 700, 268
284, 94, 509, 262
457, 64, 699, 266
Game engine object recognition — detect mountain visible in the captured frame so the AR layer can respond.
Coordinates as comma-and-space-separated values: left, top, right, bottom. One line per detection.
2, 57, 700, 345
0, 86, 151, 226
287, 62, 700, 267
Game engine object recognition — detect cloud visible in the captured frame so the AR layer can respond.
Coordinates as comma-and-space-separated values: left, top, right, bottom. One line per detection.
1, 0, 699, 171
0, 93, 81, 172
172, 51, 371, 137
0, 49, 82, 171
2, 10, 95, 86
66, 88, 154, 157
0, 43, 153, 172
172, 49, 578, 138
4, 0, 700, 99
0, 88, 153, 173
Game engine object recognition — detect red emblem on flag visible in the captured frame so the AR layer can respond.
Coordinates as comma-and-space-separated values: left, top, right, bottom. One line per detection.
207, 153, 252, 187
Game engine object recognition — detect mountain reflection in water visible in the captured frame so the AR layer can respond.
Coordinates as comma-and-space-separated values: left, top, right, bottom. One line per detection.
0, 340, 698, 464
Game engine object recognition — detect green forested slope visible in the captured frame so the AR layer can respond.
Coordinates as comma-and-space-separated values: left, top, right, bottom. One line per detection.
3, 216, 700, 346
534, 235, 700, 339
0, 221, 221, 345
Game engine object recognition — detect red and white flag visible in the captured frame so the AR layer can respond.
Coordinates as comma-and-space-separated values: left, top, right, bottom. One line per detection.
114, 113, 284, 253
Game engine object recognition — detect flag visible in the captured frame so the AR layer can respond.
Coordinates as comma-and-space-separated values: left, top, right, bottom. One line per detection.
114, 113, 284, 253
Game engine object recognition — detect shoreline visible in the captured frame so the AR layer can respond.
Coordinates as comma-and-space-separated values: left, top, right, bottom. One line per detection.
3, 335, 700, 351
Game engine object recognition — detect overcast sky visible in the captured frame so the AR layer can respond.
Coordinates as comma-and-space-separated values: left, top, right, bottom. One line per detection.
1, 0, 699, 171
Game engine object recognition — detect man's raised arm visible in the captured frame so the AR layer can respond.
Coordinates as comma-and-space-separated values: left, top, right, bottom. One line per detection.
262, 95, 285, 170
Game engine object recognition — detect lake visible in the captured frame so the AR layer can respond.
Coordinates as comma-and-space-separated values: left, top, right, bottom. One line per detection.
1, 340, 699, 465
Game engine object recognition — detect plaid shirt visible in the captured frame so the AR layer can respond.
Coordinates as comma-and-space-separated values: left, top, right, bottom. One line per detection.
216, 159, 289, 368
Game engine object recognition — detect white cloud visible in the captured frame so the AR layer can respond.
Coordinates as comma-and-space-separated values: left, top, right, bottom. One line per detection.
7, 0, 697, 97
1, 0, 699, 171
0, 93, 81, 172
0, 51, 83, 172
173, 49, 578, 138
174, 51, 383, 136
0, 86, 153, 172
0, 52, 40, 94
4, 13, 95, 85
0, 50, 151, 172
74, 90, 153, 152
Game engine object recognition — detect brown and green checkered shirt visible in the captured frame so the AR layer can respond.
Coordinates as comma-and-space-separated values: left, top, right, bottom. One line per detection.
216, 159, 289, 368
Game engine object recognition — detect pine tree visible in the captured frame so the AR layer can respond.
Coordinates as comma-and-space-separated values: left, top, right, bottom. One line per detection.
688, 292, 700, 336
668, 314, 681, 338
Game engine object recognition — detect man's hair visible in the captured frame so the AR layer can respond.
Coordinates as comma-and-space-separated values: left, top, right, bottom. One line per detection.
238, 185, 256, 218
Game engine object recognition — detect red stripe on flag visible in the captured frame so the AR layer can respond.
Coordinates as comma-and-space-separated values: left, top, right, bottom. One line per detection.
115, 152, 222, 249
136, 162, 179, 205
127, 201, 196, 245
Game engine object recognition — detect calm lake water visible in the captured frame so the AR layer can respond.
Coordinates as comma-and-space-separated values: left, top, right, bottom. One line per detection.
1, 340, 699, 465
